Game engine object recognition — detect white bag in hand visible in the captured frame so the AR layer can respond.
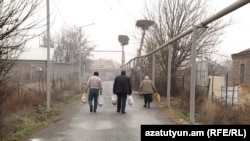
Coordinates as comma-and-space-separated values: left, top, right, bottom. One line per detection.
127, 95, 133, 106
81, 93, 87, 104
98, 95, 104, 107
111, 94, 117, 105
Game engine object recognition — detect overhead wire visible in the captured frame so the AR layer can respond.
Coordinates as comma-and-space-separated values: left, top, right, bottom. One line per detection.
52, 0, 70, 28
117, 0, 137, 21
102, 0, 142, 51
103, 0, 133, 27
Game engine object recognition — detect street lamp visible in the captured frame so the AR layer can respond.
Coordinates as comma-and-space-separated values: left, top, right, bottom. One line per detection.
118, 35, 129, 69
78, 23, 95, 92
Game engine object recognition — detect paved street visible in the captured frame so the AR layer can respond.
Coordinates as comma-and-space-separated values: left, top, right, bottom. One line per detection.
26, 81, 174, 141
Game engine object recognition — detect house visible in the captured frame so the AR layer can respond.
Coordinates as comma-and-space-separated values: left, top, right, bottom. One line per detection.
231, 48, 250, 87
231, 48, 250, 105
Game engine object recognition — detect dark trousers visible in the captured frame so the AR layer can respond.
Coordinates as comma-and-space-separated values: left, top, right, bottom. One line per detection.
144, 93, 153, 107
88, 89, 99, 111
116, 93, 127, 113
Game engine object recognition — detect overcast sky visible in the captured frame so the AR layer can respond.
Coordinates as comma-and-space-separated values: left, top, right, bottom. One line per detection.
29, 0, 250, 63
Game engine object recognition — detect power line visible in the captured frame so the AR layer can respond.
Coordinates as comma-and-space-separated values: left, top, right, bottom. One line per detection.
117, 0, 137, 20
103, 0, 132, 26
52, 0, 70, 28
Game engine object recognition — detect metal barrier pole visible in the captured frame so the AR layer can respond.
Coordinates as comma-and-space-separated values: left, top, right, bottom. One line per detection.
190, 25, 198, 124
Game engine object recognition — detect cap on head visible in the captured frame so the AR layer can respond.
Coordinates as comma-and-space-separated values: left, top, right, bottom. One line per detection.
94, 71, 99, 76
121, 70, 126, 75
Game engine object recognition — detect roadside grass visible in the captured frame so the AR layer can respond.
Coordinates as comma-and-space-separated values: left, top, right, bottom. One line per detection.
1, 93, 82, 141
157, 96, 189, 124
158, 94, 250, 125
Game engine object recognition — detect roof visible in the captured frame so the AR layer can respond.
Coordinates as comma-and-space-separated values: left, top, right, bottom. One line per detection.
238, 48, 250, 54
18, 47, 54, 61
231, 48, 250, 58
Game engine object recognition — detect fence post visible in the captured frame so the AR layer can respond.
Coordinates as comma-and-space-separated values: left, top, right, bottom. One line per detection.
139, 57, 142, 83
207, 78, 210, 97
225, 73, 228, 107
232, 80, 235, 106
152, 53, 156, 84
182, 75, 185, 91
167, 45, 172, 108
132, 60, 135, 86
212, 71, 214, 100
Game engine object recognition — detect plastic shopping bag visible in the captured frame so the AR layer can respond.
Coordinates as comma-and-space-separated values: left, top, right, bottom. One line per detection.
127, 95, 134, 106
111, 94, 117, 105
98, 95, 104, 107
81, 93, 87, 104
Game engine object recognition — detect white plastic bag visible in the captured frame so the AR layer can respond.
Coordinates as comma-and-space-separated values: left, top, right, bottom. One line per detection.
111, 94, 117, 105
98, 95, 104, 107
127, 95, 133, 106
81, 93, 87, 104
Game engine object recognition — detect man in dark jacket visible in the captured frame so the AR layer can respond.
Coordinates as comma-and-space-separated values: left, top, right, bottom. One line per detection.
113, 70, 132, 114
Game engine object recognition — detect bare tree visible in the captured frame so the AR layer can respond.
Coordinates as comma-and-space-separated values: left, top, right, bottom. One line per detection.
140, 0, 231, 96
0, 0, 42, 103
40, 34, 55, 48
52, 26, 95, 67
207, 59, 232, 76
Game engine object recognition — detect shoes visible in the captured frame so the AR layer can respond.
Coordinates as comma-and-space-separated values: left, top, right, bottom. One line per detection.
90, 106, 93, 112
121, 111, 126, 114
117, 109, 120, 113
143, 105, 146, 108
148, 105, 150, 108
94, 111, 96, 113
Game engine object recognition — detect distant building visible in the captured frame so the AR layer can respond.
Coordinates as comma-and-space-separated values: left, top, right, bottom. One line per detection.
84, 59, 121, 82
231, 48, 250, 87
9, 48, 54, 82
9, 48, 77, 83
9, 47, 122, 83
231, 48, 250, 105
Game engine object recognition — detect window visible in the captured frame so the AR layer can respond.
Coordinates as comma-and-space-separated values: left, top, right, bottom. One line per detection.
240, 64, 245, 83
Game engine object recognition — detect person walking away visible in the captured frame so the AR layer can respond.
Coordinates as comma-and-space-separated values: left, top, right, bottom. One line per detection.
86, 71, 103, 113
139, 76, 157, 108
113, 70, 132, 114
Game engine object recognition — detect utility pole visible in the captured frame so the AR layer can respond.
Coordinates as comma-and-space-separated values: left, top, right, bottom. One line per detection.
79, 50, 82, 92
190, 25, 198, 124
79, 28, 82, 92
78, 23, 95, 92
46, 0, 51, 112
167, 45, 173, 108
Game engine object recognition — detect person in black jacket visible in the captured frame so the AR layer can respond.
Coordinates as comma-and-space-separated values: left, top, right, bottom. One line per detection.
113, 70, 132, 114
